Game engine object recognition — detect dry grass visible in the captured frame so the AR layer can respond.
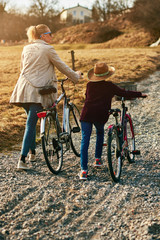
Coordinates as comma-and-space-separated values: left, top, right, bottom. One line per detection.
0, 44, 160, 152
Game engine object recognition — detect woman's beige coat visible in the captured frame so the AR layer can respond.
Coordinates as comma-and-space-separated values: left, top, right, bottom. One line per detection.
10, 40, 79, 108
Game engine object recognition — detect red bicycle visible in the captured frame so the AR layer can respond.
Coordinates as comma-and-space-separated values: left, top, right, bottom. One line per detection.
106, 82, 145, 182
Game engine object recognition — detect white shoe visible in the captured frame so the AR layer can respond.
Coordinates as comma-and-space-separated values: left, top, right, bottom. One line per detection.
28, 154, 36, 162
17, 160, 28, 170
28, 153, 36, 162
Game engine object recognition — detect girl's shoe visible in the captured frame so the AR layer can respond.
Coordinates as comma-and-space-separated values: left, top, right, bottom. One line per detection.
28, 154, 36, 162
80, 170, 88, 180
94, 158, 103, 167
17, 160, 28, 170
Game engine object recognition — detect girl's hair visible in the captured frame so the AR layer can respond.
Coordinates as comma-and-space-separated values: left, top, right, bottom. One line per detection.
26, 24, 49, 42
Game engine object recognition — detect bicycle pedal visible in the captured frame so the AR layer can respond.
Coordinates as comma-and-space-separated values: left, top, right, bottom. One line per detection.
59, 132, 69, 143
52, 138, 61, 151
131, 150, 140, 155
72, 127, 80, 133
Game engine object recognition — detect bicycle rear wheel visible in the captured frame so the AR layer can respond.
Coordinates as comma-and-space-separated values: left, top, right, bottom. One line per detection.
41, 113, 63, 174
107, 126, 122, 182
126, 115, 135, 163
69, 104, 81, 157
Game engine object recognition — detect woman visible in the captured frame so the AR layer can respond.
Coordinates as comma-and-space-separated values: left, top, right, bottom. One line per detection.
79, 62, 147, 180
10, 24, 81, 170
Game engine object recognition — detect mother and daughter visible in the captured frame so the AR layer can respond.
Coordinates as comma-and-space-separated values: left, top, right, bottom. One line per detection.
10, 24, 147, 178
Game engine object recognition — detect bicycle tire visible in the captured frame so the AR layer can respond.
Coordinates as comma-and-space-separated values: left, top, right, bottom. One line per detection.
107, 126, 122, 182
41, 113, 63, 174
126, 115, 135, 163
69, 104, 81, 157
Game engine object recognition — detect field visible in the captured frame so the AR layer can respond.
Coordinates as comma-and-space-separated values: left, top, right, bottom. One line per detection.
0, 44, 160, 152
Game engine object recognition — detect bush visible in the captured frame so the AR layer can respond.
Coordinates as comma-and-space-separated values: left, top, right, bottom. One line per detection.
91, 26, 122, 43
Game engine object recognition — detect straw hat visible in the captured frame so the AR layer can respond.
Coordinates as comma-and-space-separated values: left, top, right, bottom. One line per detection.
87, 62, 115, 82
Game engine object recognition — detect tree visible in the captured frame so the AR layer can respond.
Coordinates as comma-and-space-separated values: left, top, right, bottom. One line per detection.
92, 0, 131, 21
28, 0, 58, 19
92, 6, 100, 21
0, 0, 8, 13
112, 0, 130, 14
129, 0, 160, 38
92, 0, 112, 21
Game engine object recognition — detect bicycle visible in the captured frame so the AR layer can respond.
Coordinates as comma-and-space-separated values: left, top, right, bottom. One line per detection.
37, 78, 81, 174
105, 82, 145, 182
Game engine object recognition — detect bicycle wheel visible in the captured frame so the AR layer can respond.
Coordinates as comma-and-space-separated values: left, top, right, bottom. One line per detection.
69, 104, 81, 157
107, 126, 122, 182
126, 115, 135, 163
41, 113, 63, 174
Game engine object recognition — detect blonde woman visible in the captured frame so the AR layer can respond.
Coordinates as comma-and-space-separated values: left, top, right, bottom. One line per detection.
10, 24, 81, 170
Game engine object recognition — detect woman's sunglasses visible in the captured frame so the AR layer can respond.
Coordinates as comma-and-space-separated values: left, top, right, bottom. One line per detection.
40, 32, 52, 37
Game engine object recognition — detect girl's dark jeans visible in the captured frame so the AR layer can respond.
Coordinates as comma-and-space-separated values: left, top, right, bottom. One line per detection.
80, 121, 104, 171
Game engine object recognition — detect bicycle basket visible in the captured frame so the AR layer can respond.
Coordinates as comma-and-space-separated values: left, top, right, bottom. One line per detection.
115, 81, 137, 101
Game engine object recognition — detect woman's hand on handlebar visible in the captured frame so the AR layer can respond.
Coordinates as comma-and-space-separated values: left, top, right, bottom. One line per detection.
76, 71, 83, 79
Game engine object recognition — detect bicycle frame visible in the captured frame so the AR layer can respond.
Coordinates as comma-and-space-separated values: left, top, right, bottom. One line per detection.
107, 97, 134, 154
38, 79, 70, 137
121, 98, 134, 146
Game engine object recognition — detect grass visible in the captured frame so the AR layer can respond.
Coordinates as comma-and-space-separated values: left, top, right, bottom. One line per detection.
0, 44, 160, 152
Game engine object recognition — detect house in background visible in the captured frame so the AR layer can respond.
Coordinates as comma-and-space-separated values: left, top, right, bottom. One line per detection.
60, 4, 92, 24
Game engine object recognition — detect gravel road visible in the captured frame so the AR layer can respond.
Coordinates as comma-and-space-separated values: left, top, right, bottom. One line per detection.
0, 72, 160, 240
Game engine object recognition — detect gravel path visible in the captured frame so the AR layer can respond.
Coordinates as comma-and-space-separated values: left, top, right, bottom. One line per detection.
0, 72, 160, 240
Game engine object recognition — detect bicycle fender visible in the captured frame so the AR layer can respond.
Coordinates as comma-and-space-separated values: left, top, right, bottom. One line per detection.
40, 117, 46, 136
63, 107, 69, 133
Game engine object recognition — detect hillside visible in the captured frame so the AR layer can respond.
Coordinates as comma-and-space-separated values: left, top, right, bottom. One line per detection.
52, 15, 155, 47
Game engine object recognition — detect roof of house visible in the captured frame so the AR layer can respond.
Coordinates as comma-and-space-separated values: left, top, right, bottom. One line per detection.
61, 4, 91, 13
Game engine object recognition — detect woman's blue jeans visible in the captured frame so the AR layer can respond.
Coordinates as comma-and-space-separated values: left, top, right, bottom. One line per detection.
80, 121, 104, 171
21, 103, 43, 157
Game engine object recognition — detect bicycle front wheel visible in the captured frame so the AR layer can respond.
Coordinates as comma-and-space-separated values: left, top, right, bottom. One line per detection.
69, 104, 81, 157
126, 115, 135, 163
41, 114, 63, 174
107, 127, 122, 182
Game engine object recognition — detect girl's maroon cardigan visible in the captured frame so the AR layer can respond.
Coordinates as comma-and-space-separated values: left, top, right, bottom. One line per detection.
80, 80, 142, 124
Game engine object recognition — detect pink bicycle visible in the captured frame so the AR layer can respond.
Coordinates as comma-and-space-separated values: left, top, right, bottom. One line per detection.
106, 83, 146, 182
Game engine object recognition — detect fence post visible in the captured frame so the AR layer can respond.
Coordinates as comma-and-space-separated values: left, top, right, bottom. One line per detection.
70, 50, 75, 71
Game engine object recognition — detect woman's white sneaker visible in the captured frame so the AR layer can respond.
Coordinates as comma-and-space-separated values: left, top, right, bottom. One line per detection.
17, 160, 28, 170
28, 154, 36, 162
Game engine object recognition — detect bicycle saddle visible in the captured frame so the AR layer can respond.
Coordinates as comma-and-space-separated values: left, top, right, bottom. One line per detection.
38, 86, 57, 95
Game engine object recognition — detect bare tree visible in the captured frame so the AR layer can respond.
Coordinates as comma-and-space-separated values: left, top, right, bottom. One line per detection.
112, 0, 130, 14
0, 0, 9, 13
93, 0, 112, 21
28, 0, 58, 19
92, 0, 131, 21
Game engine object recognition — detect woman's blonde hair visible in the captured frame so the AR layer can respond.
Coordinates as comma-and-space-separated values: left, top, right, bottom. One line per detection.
26, 24, 49, 42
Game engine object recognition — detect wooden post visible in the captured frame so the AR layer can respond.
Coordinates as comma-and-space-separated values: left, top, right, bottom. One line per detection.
70, 50, 75, 71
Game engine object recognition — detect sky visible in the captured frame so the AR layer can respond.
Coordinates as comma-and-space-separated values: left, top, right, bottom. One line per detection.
7, 0, 95, 12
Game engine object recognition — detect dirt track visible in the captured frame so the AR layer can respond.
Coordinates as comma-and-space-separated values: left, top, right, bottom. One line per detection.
0, 72, 160, 240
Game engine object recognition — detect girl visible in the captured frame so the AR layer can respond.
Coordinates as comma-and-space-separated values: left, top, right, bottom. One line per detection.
80, 62, 146, 180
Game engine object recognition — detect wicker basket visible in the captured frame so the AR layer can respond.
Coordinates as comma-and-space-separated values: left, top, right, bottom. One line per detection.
115, 81, 137, 101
